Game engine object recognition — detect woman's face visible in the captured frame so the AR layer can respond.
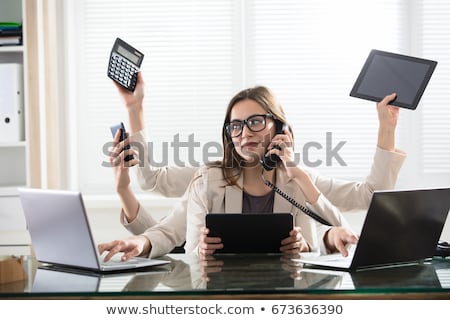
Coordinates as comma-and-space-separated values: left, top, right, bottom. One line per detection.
229, 99, 276, 166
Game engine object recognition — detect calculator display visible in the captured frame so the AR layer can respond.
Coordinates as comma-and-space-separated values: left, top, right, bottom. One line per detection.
116, 44, 141, 65
107, 38, 144, 92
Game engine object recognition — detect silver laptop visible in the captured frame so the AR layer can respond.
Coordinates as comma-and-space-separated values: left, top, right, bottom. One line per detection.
18, 188, 170, 272
32, 266, 171, 293
297, 188, 450, 270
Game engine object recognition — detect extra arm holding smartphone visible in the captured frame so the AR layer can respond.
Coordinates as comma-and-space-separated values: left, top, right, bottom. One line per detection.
101, 71, 196, 261
109, 124, 141, 226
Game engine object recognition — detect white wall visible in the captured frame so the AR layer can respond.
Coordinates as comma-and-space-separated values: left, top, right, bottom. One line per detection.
86, 199, 175, 244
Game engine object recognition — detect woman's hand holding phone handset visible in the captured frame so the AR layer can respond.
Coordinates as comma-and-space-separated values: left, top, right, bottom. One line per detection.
265, 125, 297, 173
266, 124, 321, 205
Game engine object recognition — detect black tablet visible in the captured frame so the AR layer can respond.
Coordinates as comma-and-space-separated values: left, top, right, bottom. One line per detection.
350, 49, 437, 110
205, 213, 293, 254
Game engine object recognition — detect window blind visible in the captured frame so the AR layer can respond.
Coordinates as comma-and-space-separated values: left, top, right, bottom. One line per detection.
72, 0, 449, 195
78, 0, 237, 194
421, 0, 450, 177
247, 0, 405, 179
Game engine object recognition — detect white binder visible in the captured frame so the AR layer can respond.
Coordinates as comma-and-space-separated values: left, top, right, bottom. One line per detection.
0, 63, 24, 142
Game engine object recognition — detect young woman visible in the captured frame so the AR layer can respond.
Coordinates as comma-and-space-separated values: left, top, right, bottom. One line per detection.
185, 86, 355, 257
99, 75, 406, 261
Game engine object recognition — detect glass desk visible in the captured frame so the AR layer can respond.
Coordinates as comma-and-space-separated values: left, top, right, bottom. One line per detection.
1, 252, 449, 299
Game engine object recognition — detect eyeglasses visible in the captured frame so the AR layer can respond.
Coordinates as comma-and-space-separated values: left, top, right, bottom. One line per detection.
225, 114, 273, 138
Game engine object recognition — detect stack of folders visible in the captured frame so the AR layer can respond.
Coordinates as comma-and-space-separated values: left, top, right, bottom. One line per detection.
0, 22, 22, 46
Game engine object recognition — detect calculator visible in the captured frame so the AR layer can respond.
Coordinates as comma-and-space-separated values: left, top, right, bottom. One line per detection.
107, 37, 144, 92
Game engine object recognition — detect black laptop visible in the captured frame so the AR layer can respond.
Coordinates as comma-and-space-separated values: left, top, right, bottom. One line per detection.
297, 188, 450, 270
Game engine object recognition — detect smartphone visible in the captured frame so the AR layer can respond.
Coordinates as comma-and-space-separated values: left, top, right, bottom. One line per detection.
110, 122, 134, 161
260, 119, 287, 171
107, 37, 144, 92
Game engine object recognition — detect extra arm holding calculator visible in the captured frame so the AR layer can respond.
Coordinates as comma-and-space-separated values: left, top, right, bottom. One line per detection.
99, 73, 406, 261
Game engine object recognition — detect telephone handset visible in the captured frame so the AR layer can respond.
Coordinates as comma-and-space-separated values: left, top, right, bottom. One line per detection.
260, 119, 288, 171
260, 119, 332, 226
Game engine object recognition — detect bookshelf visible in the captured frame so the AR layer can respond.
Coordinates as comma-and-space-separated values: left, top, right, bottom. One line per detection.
0, 0, 39, 246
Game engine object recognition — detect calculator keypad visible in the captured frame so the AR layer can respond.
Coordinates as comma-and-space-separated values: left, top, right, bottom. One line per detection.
108, 53, 139, 91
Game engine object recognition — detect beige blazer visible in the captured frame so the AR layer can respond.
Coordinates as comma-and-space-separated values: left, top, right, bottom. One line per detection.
184, 165, 349, 254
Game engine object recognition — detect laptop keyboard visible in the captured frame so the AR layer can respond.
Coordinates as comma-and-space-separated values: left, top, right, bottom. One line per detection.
101, 257, 143, 267
315, 253, 353, 262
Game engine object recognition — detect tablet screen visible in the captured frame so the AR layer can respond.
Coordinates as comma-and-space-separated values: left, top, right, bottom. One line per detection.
206, 213, 293, 254
350, 49, 437, 109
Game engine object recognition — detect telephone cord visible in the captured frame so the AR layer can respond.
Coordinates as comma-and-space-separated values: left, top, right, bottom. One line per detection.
262, 174, 332, 226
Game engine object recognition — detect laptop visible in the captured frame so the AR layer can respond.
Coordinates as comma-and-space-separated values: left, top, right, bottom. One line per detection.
296, 188, 450, 270
205, 213, 293, 253
18, 188, 170, 272
297, 262, 442, 290
32, 267, 135, 293
32, 265, 171, 293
